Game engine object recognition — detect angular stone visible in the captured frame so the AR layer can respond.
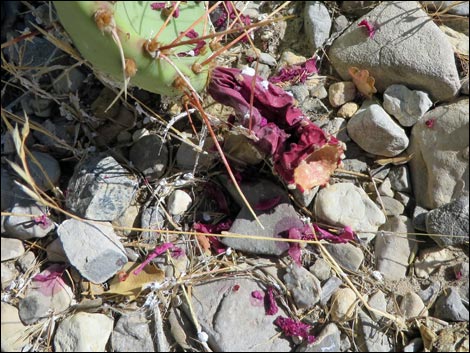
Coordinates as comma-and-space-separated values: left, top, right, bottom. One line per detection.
24, 151, 61, 191
129, 135, 168, 181
368, 290, 387, 321
111, 312, 154, 352
399, 292, 428, 318
434, 287, 469, 321
1, 303, 29, 352
330, 288, 357, 322
298, 323, 341, 352
408, 98, 468, 209
328, 81, 356, 107
356, 310, 394, 352
284, 263, 321, 309
304, 1, 332, 51
1, 238, 25, 261
325, 243, 364, 272
167, 190, 192, 216
329, 1, 460, 101
4, 203, 54, 240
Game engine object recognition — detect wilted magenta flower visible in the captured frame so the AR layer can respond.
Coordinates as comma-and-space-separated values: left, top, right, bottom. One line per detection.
425, 118, 435, 128
184, 29, 199, 39
274, 316, 316, 344
32, 264, 67, 296
269, 58, 318, 85
254, 196, 282, 211
193, 220, 233, 254
265, 286, 279, 315
150, 2, 166, 10
134, 242, 174, 275
358, 19, 376, 38
33, 214, 51, 229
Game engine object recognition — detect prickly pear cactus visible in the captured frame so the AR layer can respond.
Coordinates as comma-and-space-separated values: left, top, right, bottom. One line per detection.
53, 1, 213, 96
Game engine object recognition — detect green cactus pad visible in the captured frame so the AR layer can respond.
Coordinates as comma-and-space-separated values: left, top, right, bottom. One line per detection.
53, 1, 213, 96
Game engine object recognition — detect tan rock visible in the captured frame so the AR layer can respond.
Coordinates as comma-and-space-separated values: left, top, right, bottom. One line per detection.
330, 287, 357, 321
337, 102, 359, 118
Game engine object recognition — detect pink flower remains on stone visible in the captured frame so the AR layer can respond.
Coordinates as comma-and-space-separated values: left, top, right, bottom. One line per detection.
33, 214, 52, 230
425, 118, 436, 128
134, 242, 174, 275
274, 316, 316, 344
265, 286, 279, 315
32, 264, 67, 296
358, 19, 376, 38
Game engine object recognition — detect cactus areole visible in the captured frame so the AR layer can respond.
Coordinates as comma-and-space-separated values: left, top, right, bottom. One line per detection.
53, 1, 212, 96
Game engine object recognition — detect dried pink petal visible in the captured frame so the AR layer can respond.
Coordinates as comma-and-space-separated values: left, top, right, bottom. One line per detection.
269, 57, 318, 85
134, 242, 174, 275
274, 316, 316, 344
184, 29, 199, 39
254, 196, 282, 211
171, 247, 185, 259
251, 290, 264, 300
288, 227, 302, 266
33, 214, 51, 229
456, 271, 463, 280
171, 2, 180, 18
150, 2, 166, 10
339, 226, 356, 242
358, 19, 376, 38
425, 118, 435, 128
265, 286, 279, 315
32, 264, 67, 296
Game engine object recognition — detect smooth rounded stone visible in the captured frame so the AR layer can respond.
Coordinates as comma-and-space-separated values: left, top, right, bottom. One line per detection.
284, 263, 321, 310
4, 203, 54, 240
91, 87, 121, 120
297, 323, 341, 352
1, 303, 30, 352
223, 203, 302, 256
66, 155, 139, 221
412, 205, 428, 231
111, 312, 154, 352
167, 190, 192, 216
186, 278, 292, 352
388, 165, 411, 193
132, 128, 150, 142
1, 262, 18, 289
461, 76, 469, 95
328, 81, 356, 107
422, 1, 469, 15
356, 309, 394, 352
46, 238, 67, 262
140, 203, 165, 242
375, 216, 417, 280
347, 100, 409, 157
290, 85, 310, 103
329, 2, 460, 101
304, 1, 332, 51
17, 252, 36, 272
330, 287, 357, 322
319, 117, 350, 142
129, 135, 168, 181
418, 282, 441, 304
433, 287, 469, 321
54, 312, 114, 352
337, 102, 359, 118
309, 258, 331, 282
380, 196, 405, 216
1, 237, 25, 261
112, 204, 140, 237
395, 192, 413, 214
24, 151, 60, 191
308, 83, 328, 99
52, 67, 85, 94
425, 195, 469, 247
320, 276, 343, 306
414, 247, 457, 278
324, 243, 364, 272
314, 183, 386, 241
383, 84, 433, 127
408, 98, 469, 209
399, 292, 428, 318
19, 271, 73, 325
278, 51, 306, 70
403, 338, 423, 352
341, 1, 379, 16
368, 290, 387, 321
116, 130, 132, 143
258, 52, 277, 67
378, 178, 394, 197
58, 219, 127, 283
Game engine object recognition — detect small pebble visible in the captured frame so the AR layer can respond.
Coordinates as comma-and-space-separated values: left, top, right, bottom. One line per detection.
167, 190, 192, 216
328, 82, 356, 107
330, 287, 357, 321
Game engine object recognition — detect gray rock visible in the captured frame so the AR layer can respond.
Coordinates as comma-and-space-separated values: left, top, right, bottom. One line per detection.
19, 265, 73, 325
418, 282, 441, 304
403, 338, 423, 352
320, 117, 350, 142
1, 262, 18, 290
33, 119, 75, 156
140, 203, 165, 242
58, 219, 127, 283
1, 169, 16, 211
325, 243, 364, 272
425, 195, 469, 246
378, 178, 394, 197
408, 98, 468, 209
388, 165, 411, 193
1, 303, 30, 352
111, 312, 154, 352
21, 96, 53, 118
328, 81, 356, 107
17, 252, 36, 273
380, 196, 405, 216
329, 1, 460, 101
314, 182, 386, 241
52, 67, 85, 94
333, 15, 349, 34
347, 100, 409, 157
95, 107, 136, 147
259, 52, 277, 67
383, 85, 433, 127
399, 292, 428, 318
297, 323, 341, 352
167, 190, 192, 216
129, 135, 168, 181
454, 262, 469, 279
368, 290, 387, 321
356, 310, 394, 352
186, 278, 292, 352
395, 192, 413, 215
24, 151, 60, 191
291, 186, 319, 208
54, 312, 114, 352
461, 76, 469, 95
66, 155, 139, 221
1, 237, 25, 261
412, 205, 428, 231
414, 247, 457, 278
433, 287, 469, 321
4, 203, 54, 240
422, 1, 469, 15
46, 238, 67, 263
320, 276, 343, 306
284, 263, 321, 310
309, 258, 331, 281
290, 85, 310, 103
304, 1, 332, 51
341, 1, 379, 16
91, 87, 121, 120
224, 203, 302, 256
112, 203, 140, 237
375, 216, 417, 280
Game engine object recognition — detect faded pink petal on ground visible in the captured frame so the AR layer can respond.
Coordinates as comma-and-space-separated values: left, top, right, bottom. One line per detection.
274, 316, 316, 344
32, 264, 67, 296
358, 19, 376, 38
134, 243, 174, 275
265, 286, 279, 315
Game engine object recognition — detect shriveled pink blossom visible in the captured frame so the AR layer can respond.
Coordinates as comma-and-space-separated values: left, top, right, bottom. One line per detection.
150, 2, 166, 10
274, 316, 316, 344
456, 271, 463, 280
288, 227, 303, 266
193, 220, 233, 254
254, 196, 282, 211
425, 118, 435, 128
213, 2, 251, 42
269, 58, 318, 85
358, 19, 376, 38
134, 242, 174, 275
265, 286, 279, 315
32, 264, 67, 296
184, 29, 199, 39
33, 214, 51, 229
